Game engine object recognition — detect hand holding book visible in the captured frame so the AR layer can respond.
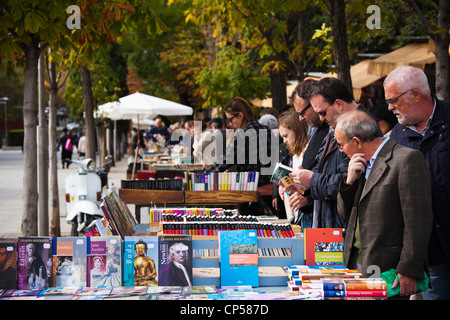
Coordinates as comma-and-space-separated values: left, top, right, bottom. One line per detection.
289, 165, 314, 190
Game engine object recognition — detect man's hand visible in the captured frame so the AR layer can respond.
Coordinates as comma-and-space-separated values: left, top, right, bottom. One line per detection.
288, 192, 309, 211
290, 166, 314, 190
346, 153, 367, 184
392, 273, 417, 297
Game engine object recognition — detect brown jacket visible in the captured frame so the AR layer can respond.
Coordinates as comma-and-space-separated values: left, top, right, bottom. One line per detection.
337, 138, 432, 279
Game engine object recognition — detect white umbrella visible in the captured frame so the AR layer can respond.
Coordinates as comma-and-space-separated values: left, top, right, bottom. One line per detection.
97, 92, 193, 120
118, 91, 193, 118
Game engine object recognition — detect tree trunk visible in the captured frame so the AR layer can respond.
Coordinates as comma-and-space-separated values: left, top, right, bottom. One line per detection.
270, 66, 287, 112
21, 36, 40, 236
48, 60, 61, 237
328, 0, 353, 95
80, 64, 97, 160
435, 0, 450, 100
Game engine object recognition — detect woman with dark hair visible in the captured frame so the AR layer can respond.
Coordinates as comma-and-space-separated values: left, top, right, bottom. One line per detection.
207, 97, 276, 215
207, 97, 274, 185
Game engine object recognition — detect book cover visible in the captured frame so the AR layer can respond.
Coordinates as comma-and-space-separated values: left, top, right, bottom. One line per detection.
219, 230, 259, 287
17, 237, 53, 290
158, 235, 193, 286
87, 236, 122, 288
123, 236, 159, 287
304, 228, 344, 266
271, 162, 305, 194
52, 237, 87, 287
0, 238, 17, 289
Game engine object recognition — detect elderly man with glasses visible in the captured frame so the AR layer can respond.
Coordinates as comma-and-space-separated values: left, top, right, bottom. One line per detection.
384, 65, 450, 300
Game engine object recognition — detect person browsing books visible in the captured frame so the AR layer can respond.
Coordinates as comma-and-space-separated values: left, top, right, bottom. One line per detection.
336, 110, 432, 298
276, 110, 309, 223
290, 79, 329, 228
384, 66, 450, 300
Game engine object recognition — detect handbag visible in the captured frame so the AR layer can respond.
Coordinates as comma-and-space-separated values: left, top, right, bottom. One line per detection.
65, 137, 73, 152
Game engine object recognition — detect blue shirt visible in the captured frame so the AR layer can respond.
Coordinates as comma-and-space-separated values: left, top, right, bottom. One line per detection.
365, 136, 390, 179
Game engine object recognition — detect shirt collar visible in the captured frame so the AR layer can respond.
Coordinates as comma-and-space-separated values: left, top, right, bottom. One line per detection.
365, 136, 390, 179
408, 97, 436, 135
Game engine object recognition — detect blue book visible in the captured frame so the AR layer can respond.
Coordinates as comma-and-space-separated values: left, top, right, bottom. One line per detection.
123, 236, 159, 287
219, 230, 259, 287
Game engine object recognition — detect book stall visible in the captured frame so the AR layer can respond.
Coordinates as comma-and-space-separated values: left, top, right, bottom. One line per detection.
0, 186, 392, 301
0, 155, 395, 302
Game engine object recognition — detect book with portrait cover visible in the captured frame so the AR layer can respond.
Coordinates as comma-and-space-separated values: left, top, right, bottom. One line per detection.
17, 237, 53, 290
86, 236, 122, 288
158, 235, 193, 286
0, 238, 17, 289
304, 228, 344, 266
123, 236, 159, 287
219, 230, 259, 287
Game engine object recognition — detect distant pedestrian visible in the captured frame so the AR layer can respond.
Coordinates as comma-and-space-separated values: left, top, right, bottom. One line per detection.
58, 128, 73, 168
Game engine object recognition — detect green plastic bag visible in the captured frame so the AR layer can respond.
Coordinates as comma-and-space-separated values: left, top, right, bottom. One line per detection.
381, 269, 429, 297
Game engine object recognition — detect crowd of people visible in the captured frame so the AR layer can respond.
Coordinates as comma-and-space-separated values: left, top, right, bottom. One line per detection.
57, 65, 448, 300
167, 65, 448, 300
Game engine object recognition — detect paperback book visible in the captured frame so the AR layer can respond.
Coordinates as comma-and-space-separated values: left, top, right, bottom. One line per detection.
219, 230, 259, 287
17, 237, 53, 290
158, 236, 193, 286
0, 238, 17, 289
271, 162, 305, 194
123, 236, 159, 287
52, 237, 87, 287
304, 228, 344, 266
87, 236, 122, 288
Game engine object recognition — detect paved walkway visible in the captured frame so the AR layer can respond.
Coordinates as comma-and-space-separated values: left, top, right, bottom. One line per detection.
0, 149, 138, 237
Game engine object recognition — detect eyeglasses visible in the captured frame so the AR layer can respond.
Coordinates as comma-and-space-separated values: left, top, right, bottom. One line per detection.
226, 114, 238, 124
297, 103, 311, 117
385, 88, 415, 106
316, 104, 332, 117
336, 138, 353, 151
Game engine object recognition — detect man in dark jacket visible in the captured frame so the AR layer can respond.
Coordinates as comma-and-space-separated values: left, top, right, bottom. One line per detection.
290, 77, 381, 229
289, 79, 329, 228
384, 65, 450, 300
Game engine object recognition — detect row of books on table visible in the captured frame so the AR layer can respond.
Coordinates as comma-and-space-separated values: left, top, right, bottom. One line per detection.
0, 229, 272, 293
284, 265, 388, 300
0, 284, 314, 300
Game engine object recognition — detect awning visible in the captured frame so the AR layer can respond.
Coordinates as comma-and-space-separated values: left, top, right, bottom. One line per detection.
366, 41, 443, 77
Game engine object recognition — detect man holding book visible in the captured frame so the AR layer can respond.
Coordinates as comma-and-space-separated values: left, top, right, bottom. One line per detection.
335, 110, 432, 298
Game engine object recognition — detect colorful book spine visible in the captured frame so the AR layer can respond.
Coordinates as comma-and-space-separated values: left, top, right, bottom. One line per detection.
187, 171, 259, 191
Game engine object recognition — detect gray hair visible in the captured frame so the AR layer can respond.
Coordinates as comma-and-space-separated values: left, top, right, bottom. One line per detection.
383, 65, 431, 96
336, 110, 379, 142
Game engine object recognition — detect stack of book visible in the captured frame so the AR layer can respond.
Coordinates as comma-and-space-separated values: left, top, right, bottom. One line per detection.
85, 190, 137, 239
321, 278, 388, 299
284, 265, 363, 296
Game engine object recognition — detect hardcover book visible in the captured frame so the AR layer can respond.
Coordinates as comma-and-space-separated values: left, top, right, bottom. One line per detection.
52, 237, 87, 287
304, 228, 344, 266
17, 237, 53, 290
158, 236, 193, 286
0, 238, 17, 289
219, 230, 259, 287
87, 236, 122, 288
271, 162, 305, 194
123, 236, 159, 287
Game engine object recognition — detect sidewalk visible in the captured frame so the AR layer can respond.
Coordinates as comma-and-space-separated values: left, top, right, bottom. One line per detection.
0, 149, 137, 238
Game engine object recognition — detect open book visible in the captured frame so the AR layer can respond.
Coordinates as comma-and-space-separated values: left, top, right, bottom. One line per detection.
271, 162, 305, 194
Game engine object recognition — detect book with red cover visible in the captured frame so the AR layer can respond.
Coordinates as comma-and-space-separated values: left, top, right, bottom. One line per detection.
304, 228, 344, 266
